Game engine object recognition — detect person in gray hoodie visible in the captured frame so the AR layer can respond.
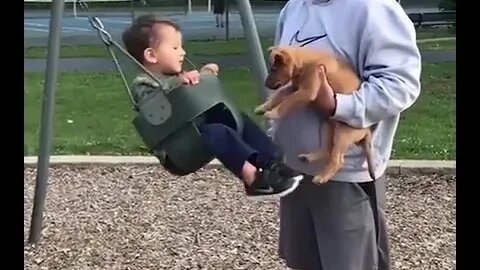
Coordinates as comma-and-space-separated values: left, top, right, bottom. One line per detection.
269, 0, 422, 269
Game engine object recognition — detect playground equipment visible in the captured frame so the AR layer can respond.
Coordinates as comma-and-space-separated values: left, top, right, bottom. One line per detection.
27, 0, 269, 244
89, 16, 245, 176
28, 0, 65, 245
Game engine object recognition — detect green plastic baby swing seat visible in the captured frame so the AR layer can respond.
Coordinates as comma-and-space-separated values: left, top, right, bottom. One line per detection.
87, 16, 244, 175
133, 73, 244, 176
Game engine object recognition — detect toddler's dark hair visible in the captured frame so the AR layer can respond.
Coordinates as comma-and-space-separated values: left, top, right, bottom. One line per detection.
122, 14, 181, 63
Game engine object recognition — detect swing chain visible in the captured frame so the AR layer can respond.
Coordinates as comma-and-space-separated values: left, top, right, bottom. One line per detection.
88, 17, 113, 46
83, 6, 200, 109
86, 17, 172, 108
76, 1, 112, 45
77, 0, 89, 11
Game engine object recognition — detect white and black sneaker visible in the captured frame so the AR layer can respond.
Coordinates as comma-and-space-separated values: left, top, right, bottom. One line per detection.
245, 162, 304, 200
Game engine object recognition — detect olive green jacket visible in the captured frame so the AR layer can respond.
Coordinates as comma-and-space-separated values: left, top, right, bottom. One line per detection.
131, 72, 180, 104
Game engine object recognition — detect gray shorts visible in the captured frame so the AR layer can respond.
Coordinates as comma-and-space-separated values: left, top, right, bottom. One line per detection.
278, 175, 390, 270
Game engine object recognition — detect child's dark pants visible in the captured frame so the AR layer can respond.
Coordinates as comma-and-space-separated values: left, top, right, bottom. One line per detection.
198, 112, 279, 179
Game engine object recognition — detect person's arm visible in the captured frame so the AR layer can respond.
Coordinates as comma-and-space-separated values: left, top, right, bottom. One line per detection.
131, 74, 160, 103
131, 73, 181, 103
331, 1, 422, 129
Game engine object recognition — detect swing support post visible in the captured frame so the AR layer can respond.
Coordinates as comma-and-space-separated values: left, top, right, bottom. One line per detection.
26, 0, 269, 244
28, 0, 65, 244
130, 0, 135, 22
235, 0, 269, 101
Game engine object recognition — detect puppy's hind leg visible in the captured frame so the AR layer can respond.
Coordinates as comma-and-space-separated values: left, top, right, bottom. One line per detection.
299, 121, 334, 163
312, 130, 351, 185
298, 149, 328, 163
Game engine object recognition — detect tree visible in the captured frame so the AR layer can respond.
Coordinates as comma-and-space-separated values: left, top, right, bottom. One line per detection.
438, 0, 456, 31
439, 0, 456, 11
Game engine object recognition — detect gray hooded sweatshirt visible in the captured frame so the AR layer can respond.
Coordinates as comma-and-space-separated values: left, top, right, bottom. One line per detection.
269, 0, 422, 182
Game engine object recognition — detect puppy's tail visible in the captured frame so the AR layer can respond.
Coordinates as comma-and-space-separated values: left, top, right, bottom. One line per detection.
361, 131, 376, 180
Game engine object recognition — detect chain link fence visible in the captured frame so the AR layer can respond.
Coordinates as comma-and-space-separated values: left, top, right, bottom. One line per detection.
25, 0, 287, 14
24, 0, 443, 13
24, 0, 445, 47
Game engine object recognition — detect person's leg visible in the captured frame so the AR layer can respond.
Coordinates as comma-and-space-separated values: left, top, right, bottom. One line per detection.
308, 178, 379, 270
359, 174, 391, 270
198, 121, 303, 199
374, 175, 391, 270
279, 176, 380, 270
279, 180, 323, 270
239, 112, 304, 181
198, 122, 257, 179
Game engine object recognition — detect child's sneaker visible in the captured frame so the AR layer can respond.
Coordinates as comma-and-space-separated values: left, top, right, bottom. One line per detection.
268, 161, 303, 179
245, 163, 304, 200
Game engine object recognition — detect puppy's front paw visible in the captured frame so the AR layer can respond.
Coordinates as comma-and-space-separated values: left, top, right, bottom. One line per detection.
263, 109, 280, 119
200, 63, 219, 75
253, 105, 267, 115
298, 154, 312, 163
298, 151, 326, 163
298, 153, 320, 163
312, 174, 330, 185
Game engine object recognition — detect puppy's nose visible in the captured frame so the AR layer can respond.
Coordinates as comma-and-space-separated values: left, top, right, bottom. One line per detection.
264, 77, 273, 88
265, 77, 278, 90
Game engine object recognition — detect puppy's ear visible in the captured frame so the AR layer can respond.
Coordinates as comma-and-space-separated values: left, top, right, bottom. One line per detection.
271, 48, 290, 66
267, 46, 276, 52
267, 46, 278, 63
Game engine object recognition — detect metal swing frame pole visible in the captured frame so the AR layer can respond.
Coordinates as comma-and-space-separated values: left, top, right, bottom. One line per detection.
234, 0, 269, 101
28, 0, 65, 244
25, 0, 268, 244
130, 0, 135, 22
225, 0, 230, 40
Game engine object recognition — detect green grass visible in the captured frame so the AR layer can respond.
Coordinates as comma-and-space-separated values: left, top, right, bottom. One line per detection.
417, 39, 456, 50
393, 61, 456, 160
24, 27, 455, 59
416, 27, 455, 40
25, 62, 456, 160
24, 38, 275, 59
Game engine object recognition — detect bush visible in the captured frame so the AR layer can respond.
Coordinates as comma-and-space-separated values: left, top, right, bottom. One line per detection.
439, 0, 456, 11
438, 0, 456, 31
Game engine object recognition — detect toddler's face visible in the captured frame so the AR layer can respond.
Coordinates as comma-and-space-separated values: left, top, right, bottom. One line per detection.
145, 24, 186, 74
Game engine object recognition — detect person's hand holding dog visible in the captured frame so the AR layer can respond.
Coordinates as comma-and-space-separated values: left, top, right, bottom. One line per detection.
316, 65, 337, 117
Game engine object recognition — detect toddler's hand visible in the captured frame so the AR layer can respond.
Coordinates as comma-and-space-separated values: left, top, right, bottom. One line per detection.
180, 70, 200, 85
200, 63, 219, 75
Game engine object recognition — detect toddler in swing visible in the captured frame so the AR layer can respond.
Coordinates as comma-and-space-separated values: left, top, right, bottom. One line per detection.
122, 14, 304, 200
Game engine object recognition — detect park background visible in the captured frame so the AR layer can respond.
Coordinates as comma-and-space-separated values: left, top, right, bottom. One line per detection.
24, 1, 456, 269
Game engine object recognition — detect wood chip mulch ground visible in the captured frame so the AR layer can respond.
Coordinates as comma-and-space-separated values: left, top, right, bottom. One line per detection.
24, 165, 455, 270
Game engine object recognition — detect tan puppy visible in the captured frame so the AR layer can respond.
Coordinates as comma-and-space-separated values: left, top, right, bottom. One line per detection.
254, 46, 375, 184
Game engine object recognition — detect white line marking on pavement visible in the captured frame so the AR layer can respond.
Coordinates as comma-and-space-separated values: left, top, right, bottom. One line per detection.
74, 16, 131, 24
101, 18, 131, 24
62, 26, 91, 32
25, 22, 49, 28
24, 27, 49, 33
